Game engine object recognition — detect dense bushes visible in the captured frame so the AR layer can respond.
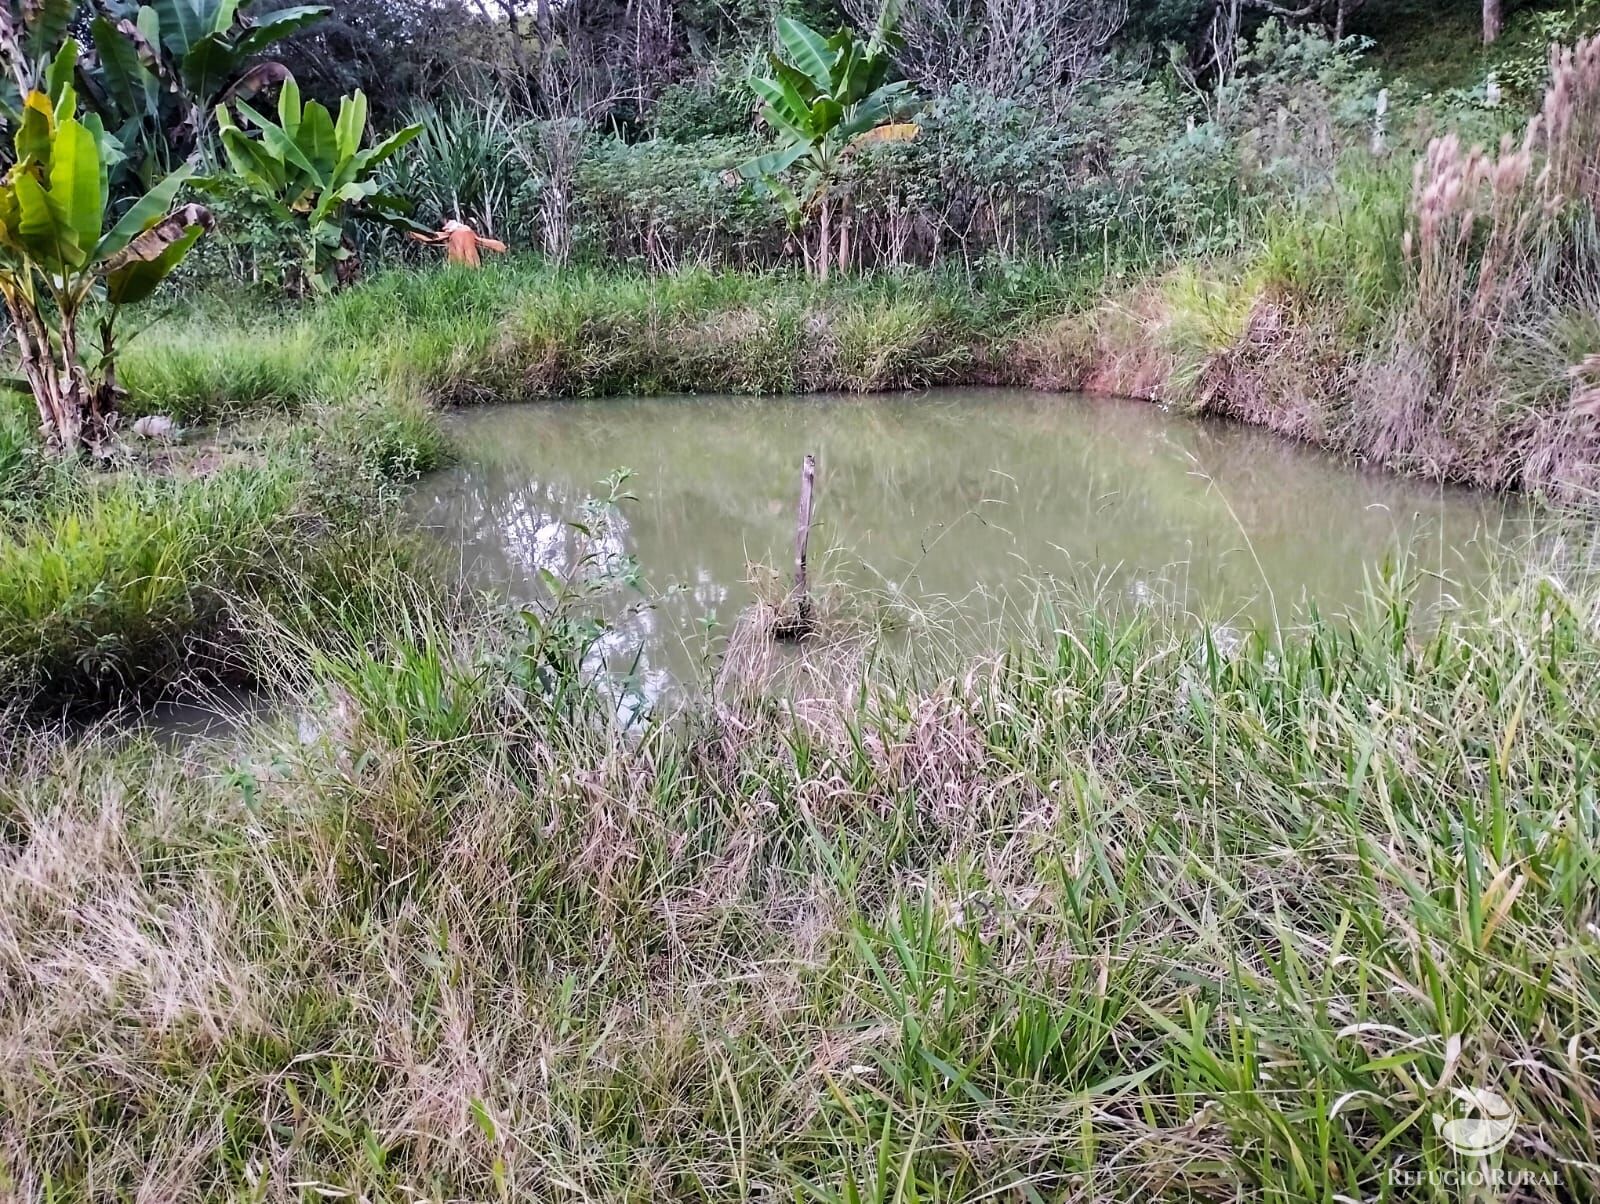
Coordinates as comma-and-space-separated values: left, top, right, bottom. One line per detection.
573, 137, 781, 270
355, 23, 1393, 276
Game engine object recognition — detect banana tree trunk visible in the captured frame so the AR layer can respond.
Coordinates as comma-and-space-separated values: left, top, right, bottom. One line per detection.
7, 303, 76, 452
4, 298, 113, 455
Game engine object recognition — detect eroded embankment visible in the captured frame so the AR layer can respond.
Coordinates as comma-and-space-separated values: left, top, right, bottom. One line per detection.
123, 260, 1600, 498
1012, 274, 1600, 499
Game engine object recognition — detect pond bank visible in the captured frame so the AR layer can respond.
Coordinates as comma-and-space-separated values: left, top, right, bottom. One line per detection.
2, 263, 1598, 1196
124, 259, 1600, 498
0, 257, 1587, 709
4, 548, 1597, 1198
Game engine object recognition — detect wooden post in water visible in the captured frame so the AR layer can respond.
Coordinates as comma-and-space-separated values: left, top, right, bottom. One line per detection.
776, 453, 816, 639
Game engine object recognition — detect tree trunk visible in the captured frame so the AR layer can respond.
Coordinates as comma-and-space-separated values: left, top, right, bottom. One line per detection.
3, 300, 119, 456
1483, 0, 1503, 44
817, 196, 831, 283
7, 303, 77, 453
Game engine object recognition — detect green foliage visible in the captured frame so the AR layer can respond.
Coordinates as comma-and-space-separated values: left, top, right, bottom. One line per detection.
741, 14, 911, 273
1496, 0, 1600, 98
0, 465, 300, 702
574, 136, 783, 269
0, 379, 443, 705
215, 79, 420, 290
386, 95, 526, 238
1217, 21, 1387, 189
1255, 160, 1409, 339
0, 0, 78, 110
1119, 0, 1206, 48
94, 0, 327, 175
0, 56, 209, 452
117, 259, 1086, 420
2, 0, 328, 190
0, 398, 52, 508
652, 52, 759, 140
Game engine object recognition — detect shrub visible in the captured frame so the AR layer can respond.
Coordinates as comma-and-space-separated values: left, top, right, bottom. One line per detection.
387, 96, 533, 240
574, 136, 785, 269
651, 52, 758, 140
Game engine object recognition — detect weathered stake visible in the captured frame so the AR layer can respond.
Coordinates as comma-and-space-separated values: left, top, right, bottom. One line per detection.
775, 452, 816, 640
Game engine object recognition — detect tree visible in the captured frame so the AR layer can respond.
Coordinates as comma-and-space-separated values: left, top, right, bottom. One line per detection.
1193, 0, 1368, 52
271, 0, 490, 120
740, 14, 911, 279
0, 49, 211, 453
1484, 0, 1503, 44
4, 0, 327, 188
0, 0, 74, 101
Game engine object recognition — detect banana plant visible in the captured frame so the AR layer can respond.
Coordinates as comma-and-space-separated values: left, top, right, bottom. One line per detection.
215, 79, 420, 291
3, 0, 327, 189
0, 47, 212, 453
85, 0, 329, 179
740, 15, 912, 279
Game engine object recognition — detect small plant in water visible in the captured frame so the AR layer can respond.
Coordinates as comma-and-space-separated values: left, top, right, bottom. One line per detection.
515, 468, 654, 723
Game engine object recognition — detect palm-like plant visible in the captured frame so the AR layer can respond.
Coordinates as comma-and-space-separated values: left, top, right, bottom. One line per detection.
388, 96, 521, 239
3, 0, 327, 189
88, 0, 329, 176
740, 15, 912, 279
215, 79, 420, 290
0, 46, 211, 452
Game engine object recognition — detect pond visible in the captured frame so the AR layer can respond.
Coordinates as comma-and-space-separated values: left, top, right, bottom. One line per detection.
411, 389, 1520, 695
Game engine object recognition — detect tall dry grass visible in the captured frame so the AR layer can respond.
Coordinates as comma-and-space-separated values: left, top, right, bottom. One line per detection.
1350, 34, 1600, 493
1, 550, 1597, 1200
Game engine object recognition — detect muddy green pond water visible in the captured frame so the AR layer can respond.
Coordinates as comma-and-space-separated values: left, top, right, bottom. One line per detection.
410, 389, 1518, 691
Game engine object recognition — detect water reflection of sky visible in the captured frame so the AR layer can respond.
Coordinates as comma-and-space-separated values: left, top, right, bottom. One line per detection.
408, 389, 1524, 694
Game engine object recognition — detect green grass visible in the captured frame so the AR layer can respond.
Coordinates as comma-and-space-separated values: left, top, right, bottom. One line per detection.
1, 552, 1595, 1199
119, 259, 1100, 422
0, 466, 300, 700
0, 386, 447, 708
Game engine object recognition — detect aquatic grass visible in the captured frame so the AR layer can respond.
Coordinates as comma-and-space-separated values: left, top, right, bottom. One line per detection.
0, 551, 1596, 1199
825, 295, 974, 391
